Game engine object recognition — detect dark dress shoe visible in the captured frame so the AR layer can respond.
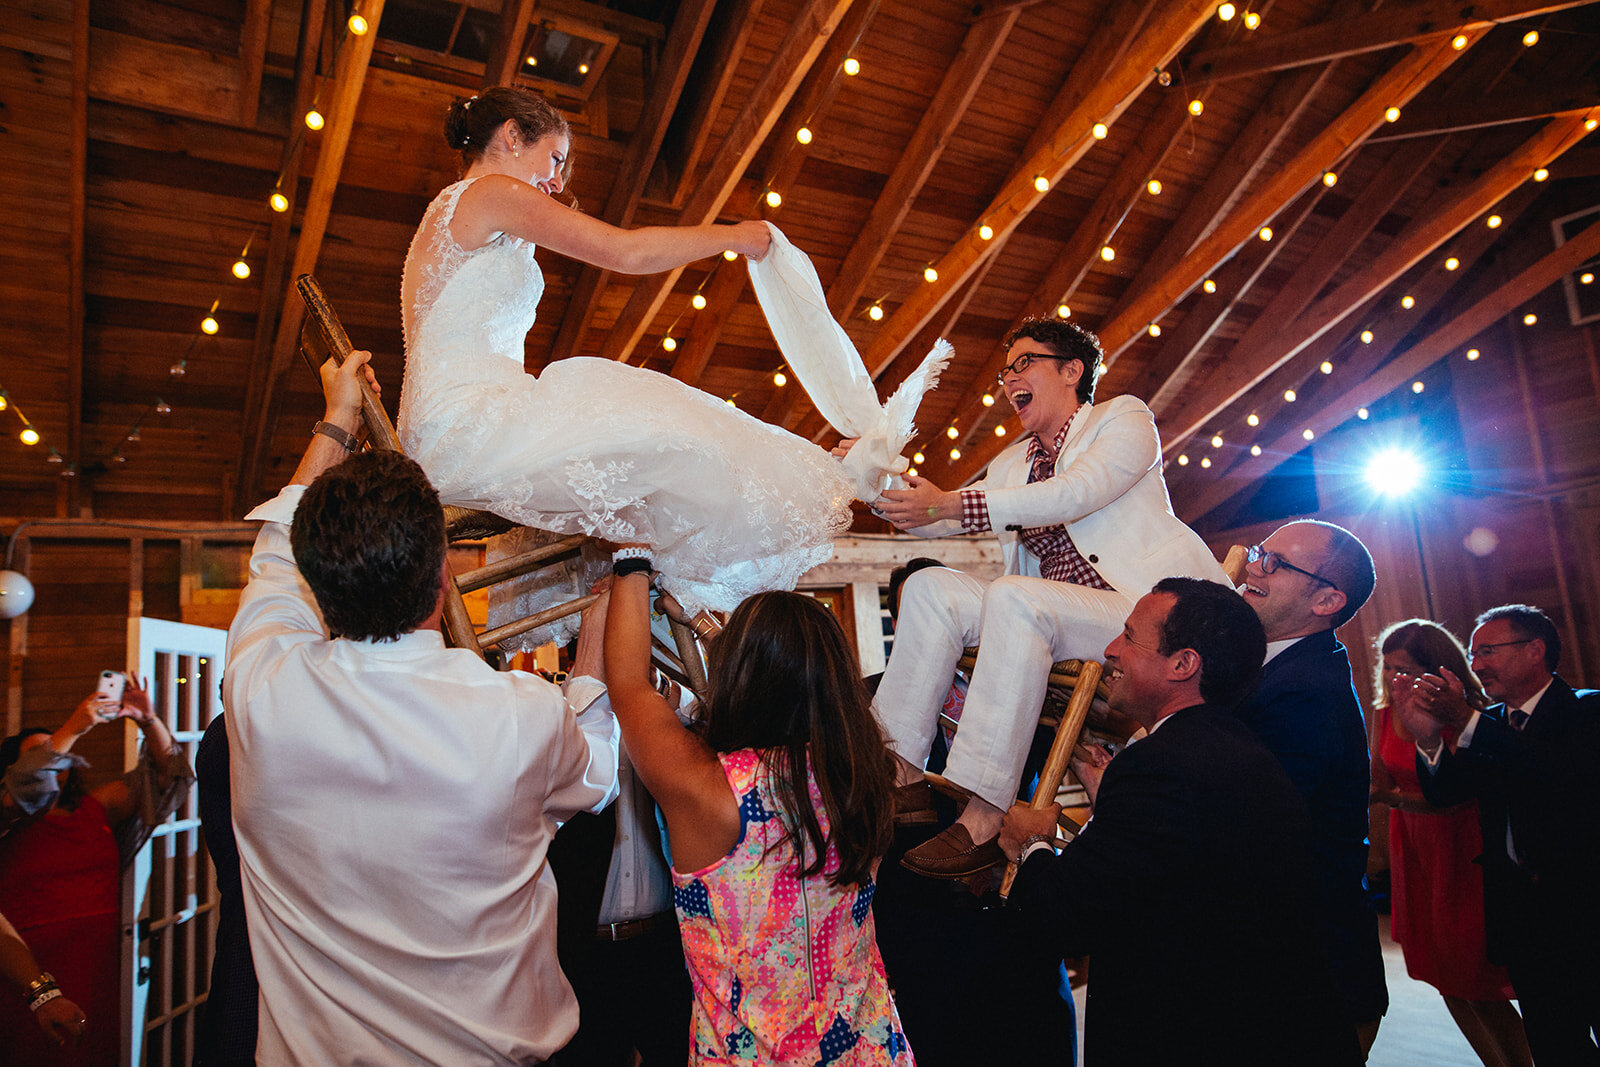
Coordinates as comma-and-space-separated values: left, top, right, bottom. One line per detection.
900, 823, 1005, 879
893, 780, 939, 826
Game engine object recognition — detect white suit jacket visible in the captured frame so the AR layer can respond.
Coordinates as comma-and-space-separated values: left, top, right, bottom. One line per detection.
910, 394, 1225, 597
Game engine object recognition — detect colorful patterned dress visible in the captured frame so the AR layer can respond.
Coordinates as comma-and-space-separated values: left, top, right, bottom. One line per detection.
672, 748, 914, 1064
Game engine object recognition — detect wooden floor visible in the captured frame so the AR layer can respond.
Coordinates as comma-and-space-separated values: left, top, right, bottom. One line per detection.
1069, 915, 1497, 1065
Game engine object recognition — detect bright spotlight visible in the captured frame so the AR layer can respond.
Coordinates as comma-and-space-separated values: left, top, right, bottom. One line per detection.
1365, 447, 1424, 497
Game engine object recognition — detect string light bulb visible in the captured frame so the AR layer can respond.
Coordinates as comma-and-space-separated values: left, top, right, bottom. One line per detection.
1200, 457, 1212, 468
1521, 29, 1538, 46
1258, 226, 1273, 241
982, 393, 995, 407
1451, 33, 1468, 49
843, 57, 860, 75
946, 426, 959, 439
1487, 214, 1502, 228
979, 223, 994, 240
305, 109, 325, 131
913, 451, 925, 465
994, 425, 1006, 437
1320, 360, 1334, 374
1091, 123, 1109, 140
348, 13, 369, 34
662, 336, 677, 352
0, 394, 7, 411
170, 361, 186, 378
796, 126, 812, 145
868, 302, 884, 321
20, 426, 39, 445
726, 397, 736, 407
1156, 68, 1172, 87
1251, 444, 1262, 456
1523, 312, 1537, 326
1033, 175, 1050, 192
1360, 329, 1374, 344
1302, 428, 1315, 441
723, 250, 738, 261
1284, 389, 1297, 402
1100, 245, 1115, 262
1056, 304, 1071, 319
1401, 295, 1415, 309
1445, 256, 1460, 271
923, 265, 939, 283
270, 191, 289, 213
773, 370, 787, 387
1533, 167, 1549, 182
201, 315, 220, 335
1211, 434, 1224, 448
949, 447, 961, 460
1202, 278, 1217, 293
1246, 413, 1260, 427
1383, 106, 1401, 123
1358, 407, 1370, 419
1218, 2, 1236, 20
906, 467, 917, 477
1588, 119, 1599, 131
1146, 178, 1162, 195
1582, 273, 1595, 285
156, 399, 172, 415
765, 189, 782, 208
1188, 98, 1204, 116
1147, 323, 1161, 337
232, 258, 251, 279
578, 64, 590, 75
1412, 381, 1425, 393
1466, 348, 1481, 360
1322, 171, 1338, 187
691, 292, 707, 310
1178, 454, 1189, 466
1243, 10, 1260, 28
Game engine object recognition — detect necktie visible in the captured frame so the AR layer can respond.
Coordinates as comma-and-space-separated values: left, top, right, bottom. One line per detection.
1509, 708, 1530, 731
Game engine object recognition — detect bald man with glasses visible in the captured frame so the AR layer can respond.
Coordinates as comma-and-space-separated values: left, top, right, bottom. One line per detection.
1236, 518, 1387, 1056
1398, 604, 1600, 1064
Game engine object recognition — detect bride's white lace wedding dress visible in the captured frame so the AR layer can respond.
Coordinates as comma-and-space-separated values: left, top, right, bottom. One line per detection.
397, 178, 854, 642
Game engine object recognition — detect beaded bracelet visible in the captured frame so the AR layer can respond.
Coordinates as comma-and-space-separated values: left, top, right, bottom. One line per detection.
29, 986, 62, 1013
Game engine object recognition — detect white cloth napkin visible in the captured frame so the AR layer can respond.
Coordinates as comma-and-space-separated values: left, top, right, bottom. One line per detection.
746, 222, 951, 501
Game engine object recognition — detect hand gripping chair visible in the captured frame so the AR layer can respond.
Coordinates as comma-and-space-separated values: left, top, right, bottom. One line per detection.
294, 274, 710, 692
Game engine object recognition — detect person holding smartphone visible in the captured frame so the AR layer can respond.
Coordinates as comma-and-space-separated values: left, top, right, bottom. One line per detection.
0, 674, 193, 1064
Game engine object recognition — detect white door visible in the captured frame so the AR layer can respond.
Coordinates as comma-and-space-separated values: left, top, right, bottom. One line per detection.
122, 617, 227, 1067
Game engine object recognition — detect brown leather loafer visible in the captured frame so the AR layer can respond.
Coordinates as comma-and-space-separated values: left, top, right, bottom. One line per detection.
893, 780, 939, 826
900, 823, 1005, 879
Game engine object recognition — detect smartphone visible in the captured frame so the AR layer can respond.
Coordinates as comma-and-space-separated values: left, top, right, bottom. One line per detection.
96, 669, 128, 709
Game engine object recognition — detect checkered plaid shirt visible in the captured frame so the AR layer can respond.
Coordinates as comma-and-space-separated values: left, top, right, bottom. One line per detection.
959, 423, 1113, 589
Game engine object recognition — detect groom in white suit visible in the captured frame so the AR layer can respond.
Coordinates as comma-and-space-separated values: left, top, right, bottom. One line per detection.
864, 318, 1225, 878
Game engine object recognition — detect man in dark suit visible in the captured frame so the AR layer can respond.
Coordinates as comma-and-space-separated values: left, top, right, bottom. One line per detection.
1236, 519, 1387, 1053
1000, 578, 1359, 1067
1399, 604, 1600, 1064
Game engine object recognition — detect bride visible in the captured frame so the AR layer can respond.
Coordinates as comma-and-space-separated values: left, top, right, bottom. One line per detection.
397, 87, 855, 625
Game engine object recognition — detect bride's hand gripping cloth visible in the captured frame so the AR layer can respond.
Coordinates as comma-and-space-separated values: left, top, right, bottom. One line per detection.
745, 222, 951, 502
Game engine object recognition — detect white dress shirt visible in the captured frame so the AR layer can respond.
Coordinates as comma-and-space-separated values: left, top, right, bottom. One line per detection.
226, 485, 620, 1064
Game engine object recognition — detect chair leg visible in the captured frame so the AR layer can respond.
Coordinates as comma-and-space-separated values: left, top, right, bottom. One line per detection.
668, 616, 709, 695
1000, 660, 1103, 900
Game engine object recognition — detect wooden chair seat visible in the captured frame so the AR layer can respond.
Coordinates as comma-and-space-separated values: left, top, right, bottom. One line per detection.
294, 274, 708, 692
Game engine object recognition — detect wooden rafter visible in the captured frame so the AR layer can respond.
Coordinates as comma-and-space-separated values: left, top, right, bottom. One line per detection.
851, 0, 1216, 387
237, 0, 272, 126
484, 0, 539, 88
549, 0, 719, 361
1145, 140, 1444, 414
1175, 210, 1600, 521
1098, 32, 1482, 361
665, 0, 882, 384
664, 0, 769, 211
595, 0, 860, 366
1370, 79, 1600, 142
238, 0, 385, 501
824, 6, 1021, 321
1185, 0, 1593, 84
1157, 110, 1596, 447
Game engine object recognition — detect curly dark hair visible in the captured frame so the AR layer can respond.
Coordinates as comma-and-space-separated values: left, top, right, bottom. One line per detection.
290, 451, 447, 642
697, 592, 895, 888
1152, 577, 1267, 708
444, 86, 570, 171
1001, 317, 1104, 404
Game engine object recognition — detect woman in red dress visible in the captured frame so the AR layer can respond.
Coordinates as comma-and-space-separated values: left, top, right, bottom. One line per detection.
1370, 619, 1532, 1067
0, 678, 192, 1065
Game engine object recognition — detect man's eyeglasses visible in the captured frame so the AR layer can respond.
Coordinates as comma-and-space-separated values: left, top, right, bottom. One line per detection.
1246, 544, 1340, 593
1469, 639, 1534, 660
996, 352, 1071, 387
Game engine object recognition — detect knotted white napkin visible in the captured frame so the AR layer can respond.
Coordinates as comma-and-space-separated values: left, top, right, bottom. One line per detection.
746, 222, 951, 501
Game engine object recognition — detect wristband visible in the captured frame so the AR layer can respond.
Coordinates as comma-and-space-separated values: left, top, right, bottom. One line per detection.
612, 557, 653, 578
312, 420, 360, 453
29, 987, 62, 1013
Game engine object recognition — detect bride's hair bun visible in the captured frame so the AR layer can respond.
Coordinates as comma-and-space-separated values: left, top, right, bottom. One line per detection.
444, 95, 478, 150
442, 87, 570, 167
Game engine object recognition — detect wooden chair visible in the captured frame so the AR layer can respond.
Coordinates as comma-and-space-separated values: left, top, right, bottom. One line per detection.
294, 274, 710, 692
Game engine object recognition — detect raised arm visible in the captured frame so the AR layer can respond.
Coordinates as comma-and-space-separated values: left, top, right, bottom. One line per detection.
456, 175, 770, 275
604, 566, 740, 872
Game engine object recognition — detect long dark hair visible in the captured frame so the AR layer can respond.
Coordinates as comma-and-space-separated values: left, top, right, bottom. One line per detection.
697, 592, 894, 887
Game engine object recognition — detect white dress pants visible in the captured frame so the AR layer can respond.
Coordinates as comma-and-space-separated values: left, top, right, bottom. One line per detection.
873, 567, 1133, 810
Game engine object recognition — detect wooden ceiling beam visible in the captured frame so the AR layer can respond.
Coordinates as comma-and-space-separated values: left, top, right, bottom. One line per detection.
484, 0, 538, 89
549, 0, 719, 360
1131, 181, 1327, 406
664, 0, 769, 212
824, 6, 1021, 322
1175, 209, 1600, 521
1098, 33, 1482, 363
1186, 0, 1593, 84
595, 0, 860, 366
664, 0, 881, 385
238, 0, 385, 502
1156, 110, 1596, 447
236, 0, 272, 127
1205, 179, 1541, 466
850, 0, 1217, 390
64, 0, 88, 514
1368, 79, 1600, 142
1145, 140, 1443, 415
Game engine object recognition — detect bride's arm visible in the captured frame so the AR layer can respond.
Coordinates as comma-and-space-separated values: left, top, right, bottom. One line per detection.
457, 174, 769, 273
